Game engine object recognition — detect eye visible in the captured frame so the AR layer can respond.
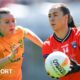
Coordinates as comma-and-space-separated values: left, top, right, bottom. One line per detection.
12, 19, 15, 23
53, 12, 58, 17
48, 14, 51, 18
54, 14, 58, 16
5, 20, 10, 24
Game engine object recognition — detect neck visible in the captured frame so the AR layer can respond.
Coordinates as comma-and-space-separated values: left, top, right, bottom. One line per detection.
54, 26, 69, 39
0, 32, 12, 38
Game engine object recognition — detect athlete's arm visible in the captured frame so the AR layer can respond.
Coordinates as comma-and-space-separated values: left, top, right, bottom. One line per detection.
25, 28, 43, 48
0, 53, 14, 68
20, 27, 43, 48
0, 44, 20, 68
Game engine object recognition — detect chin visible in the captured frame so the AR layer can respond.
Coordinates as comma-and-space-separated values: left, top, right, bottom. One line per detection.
10, 31, 16, 35
52, 26, 57, 31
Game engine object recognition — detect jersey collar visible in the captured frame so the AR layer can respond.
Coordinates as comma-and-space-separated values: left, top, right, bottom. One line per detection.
53, 28, 72, 42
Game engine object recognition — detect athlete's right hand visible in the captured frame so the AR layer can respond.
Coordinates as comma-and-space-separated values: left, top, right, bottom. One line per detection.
8, 53, 15, 62
8, 50, 20, 63
8, 43, 21, 62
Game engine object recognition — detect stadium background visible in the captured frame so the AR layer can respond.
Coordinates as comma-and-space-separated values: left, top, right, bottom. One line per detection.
0, 0, 80, 80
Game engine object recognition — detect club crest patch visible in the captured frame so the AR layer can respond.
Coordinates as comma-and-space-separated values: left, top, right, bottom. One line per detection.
71, 41, 77, 48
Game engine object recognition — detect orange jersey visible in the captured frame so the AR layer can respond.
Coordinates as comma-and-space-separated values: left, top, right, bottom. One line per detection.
0, 27, 24, 80
42, 28, 80, 80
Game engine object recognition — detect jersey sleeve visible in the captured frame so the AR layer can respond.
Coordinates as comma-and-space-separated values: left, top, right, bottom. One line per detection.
42, 39, 52, 59
16, 26, 25, 38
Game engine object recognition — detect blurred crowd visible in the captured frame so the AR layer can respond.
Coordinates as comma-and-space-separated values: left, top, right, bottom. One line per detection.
0, 0, 80, 7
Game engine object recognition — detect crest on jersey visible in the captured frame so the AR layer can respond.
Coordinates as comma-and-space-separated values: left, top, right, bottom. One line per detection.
71, 41, 77, 48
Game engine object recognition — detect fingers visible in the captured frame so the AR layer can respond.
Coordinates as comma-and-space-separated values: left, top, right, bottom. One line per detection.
70, 59, 77, 66
70, 64, 73, 69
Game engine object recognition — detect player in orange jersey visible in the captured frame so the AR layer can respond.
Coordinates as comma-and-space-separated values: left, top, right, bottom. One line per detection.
0, 8, 43, 80
42, 3, 80, 80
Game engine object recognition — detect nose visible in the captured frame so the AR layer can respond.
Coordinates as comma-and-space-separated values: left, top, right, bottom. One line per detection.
49, 16, 54, 21
10, 22, 15, 28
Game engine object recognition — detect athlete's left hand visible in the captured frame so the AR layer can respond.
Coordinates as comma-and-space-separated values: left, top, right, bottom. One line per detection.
67, 59, 80, 75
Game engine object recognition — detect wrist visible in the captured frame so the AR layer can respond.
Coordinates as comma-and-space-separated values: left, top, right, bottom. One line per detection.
8, 54, 15, 62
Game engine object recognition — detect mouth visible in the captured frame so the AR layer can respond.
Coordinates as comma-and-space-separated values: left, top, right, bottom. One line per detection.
51, 23, 56, 26
9, 28, 15, 32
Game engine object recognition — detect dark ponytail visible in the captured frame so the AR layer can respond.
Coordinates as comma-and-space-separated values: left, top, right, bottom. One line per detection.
60, 4, 76, 28
68, 15, 76, 28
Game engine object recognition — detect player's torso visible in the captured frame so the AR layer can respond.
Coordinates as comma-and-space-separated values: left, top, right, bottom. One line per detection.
0, 27, 24, 80
48, 28, 80, 80
49, 28, 80, 63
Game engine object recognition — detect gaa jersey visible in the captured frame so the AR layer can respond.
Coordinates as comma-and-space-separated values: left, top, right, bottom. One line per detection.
0, 26, 24, 80
42, 28, 80, 80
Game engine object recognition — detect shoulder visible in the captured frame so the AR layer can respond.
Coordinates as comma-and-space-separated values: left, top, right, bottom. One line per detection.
71, 28, 80, 39
15, 26, 25, 33
71, 27, 80, 33
16, 26, 24, 30
16, 26, 31, 33
15, 26, 25, 37
71, 28, 80, 41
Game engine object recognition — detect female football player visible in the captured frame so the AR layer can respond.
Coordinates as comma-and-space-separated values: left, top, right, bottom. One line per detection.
42, 3, 80, 80
0, 8, 43, 80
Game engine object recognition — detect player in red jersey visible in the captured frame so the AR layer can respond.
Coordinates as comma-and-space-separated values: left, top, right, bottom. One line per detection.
42, 3, 80, 80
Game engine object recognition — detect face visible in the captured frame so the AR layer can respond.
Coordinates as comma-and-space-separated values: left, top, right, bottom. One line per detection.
48, 7, 68, 31
0, 13, 16, 36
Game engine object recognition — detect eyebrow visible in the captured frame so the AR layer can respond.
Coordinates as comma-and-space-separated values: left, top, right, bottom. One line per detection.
49, 11, 58, 15
53, 12, 58, 14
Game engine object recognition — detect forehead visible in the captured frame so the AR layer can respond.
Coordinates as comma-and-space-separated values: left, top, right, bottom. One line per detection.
0, 13, 14, 20
49, 7, 63, 14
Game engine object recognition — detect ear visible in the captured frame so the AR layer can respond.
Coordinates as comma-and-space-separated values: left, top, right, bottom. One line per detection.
64, 14, 68, 23
64, 14, 68, 19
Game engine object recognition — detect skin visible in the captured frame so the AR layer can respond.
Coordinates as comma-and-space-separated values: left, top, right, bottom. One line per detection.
0, 12, 43, 68
0, 13, 43, 47
0, 13, 16, 36
48, 7, 69, 39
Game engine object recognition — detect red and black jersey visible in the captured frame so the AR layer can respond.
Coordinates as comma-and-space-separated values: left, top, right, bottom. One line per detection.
42, 28, 80, 80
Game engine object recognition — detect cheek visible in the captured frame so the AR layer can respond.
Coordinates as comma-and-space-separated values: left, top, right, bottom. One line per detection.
0, 25, 5, 32
57, 16, 62, 20
55, 20, 63, 27
2, 25, 9, 32
57, 17, 63, 24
